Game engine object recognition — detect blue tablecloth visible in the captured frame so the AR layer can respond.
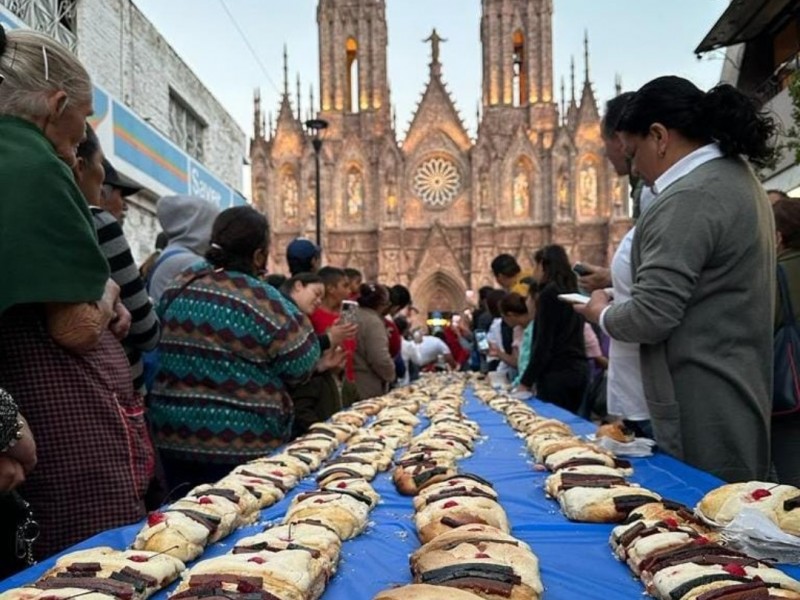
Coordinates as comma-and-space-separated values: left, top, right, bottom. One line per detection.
2, 391, 799, 599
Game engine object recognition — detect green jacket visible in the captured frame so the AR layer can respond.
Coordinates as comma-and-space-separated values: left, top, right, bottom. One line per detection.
290, 371, 343, 438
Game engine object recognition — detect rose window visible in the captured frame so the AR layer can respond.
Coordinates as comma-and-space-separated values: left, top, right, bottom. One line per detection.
413, 157, 461, 208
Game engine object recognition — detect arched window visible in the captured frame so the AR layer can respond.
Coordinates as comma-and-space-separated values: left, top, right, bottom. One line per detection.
512, 30, 526, 107
346, 37, 359, 113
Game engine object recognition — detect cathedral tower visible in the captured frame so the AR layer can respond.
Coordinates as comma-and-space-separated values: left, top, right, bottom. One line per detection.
317, 0, 390, 135
480, 0, 558, 140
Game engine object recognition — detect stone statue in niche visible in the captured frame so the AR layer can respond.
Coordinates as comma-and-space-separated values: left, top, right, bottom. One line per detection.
383, 249, 399, 282
557, 173, 570, 218
347, 170, 364, 217
580, 165, 598, 214
478, 168, 490, 217
512, 170, 529, 217
385, 173, 398, 218
306, 173, 316, 227
282, 174, 298, 220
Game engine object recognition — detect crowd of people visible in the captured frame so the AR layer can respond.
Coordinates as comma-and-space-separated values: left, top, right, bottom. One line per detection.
1, 23, 800, 577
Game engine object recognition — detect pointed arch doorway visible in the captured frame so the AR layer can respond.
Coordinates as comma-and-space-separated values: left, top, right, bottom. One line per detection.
410, 270, 466, 323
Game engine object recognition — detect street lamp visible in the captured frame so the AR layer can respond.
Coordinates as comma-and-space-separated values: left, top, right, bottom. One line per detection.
304, 118, 329, 248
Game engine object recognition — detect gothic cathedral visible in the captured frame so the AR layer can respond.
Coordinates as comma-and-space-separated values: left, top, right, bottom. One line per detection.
250, 0, 632, 315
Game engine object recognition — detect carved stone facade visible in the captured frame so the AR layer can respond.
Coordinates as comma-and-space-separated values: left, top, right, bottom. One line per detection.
251, 0, 632, 315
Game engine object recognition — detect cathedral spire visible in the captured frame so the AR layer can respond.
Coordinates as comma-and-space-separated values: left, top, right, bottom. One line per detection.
583, 30, 590, 85
267, 111, 273, 140
309, 84, 315, 120
570, 56, 576, 103
253, 87, 262, 139
615, 73, 622, 96
577, 32, 600, 125
560, 77, 566, 123
282, 44, 289, 98
296, 72, 302, 120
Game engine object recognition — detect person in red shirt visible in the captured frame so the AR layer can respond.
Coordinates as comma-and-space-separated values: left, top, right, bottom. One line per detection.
344, 267, 362, 300
311, 267, 358, 384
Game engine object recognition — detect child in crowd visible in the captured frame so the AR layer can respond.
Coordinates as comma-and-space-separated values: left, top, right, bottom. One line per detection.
310, 267, 360, 406
344, 267, 362, 299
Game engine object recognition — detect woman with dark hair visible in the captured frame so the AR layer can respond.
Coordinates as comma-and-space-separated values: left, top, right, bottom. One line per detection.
771, 199, 800, 486
353, 283, 395, 399
578, 76, 776, 482
150, 206, 321, 487
281, 273, 325, 316
281, 273, 347, 439
517, 245, 587, 413
491, 292, 530, 377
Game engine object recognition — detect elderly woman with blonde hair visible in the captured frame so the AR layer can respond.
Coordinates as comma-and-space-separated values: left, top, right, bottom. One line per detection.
0, 25, 153, 562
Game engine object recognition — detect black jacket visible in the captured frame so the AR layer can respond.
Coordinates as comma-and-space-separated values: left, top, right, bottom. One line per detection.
519, 282, 586, 387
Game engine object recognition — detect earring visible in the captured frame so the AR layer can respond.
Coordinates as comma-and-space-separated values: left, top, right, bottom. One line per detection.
658, 148, 666, 159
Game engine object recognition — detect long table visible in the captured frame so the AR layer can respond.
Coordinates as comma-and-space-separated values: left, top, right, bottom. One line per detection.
2, 390, 799, 598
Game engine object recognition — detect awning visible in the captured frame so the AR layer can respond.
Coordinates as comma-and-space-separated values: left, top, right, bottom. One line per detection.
695, 0, 797, 54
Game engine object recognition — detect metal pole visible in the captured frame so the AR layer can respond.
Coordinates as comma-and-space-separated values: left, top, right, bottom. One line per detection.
313, 138, 322, 248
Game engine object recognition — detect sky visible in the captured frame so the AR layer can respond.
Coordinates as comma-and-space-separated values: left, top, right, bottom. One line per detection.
132, 0, 731, 141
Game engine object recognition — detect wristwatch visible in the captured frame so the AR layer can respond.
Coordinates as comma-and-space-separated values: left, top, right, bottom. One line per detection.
0, 388, 23, 453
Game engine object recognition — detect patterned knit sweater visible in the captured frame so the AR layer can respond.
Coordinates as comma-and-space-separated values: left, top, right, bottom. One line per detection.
149, 262, 321, 464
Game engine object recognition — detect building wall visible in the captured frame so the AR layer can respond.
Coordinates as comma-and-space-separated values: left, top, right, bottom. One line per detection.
1, 0, 246, 264
73, 0, 247, 262
75, 0, 245, 192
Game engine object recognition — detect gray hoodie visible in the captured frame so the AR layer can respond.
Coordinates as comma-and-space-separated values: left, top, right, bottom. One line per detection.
149, 195, 220, 304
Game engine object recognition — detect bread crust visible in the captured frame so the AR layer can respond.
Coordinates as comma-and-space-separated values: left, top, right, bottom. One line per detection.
374, 584, 485, 600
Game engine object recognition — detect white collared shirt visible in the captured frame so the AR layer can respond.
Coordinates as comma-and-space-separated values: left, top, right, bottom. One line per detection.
600, 142, 724, 337
652, 143, 723, 196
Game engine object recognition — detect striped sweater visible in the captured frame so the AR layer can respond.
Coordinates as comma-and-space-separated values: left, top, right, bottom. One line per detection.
91, 207, 160, 394
149, 262, 321, 464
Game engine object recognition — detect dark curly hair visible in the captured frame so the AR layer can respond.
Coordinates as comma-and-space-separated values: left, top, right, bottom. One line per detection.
619, 76, 775, 168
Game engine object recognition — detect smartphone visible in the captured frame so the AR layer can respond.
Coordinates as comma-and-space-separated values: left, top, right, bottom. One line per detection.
572, 263, 592, 277
475, 330, 490, 352
340, 300, 359, 325
557, 293, 591, 305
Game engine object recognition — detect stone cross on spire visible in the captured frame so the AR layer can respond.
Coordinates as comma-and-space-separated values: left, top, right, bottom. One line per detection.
425, 28, 446, 66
